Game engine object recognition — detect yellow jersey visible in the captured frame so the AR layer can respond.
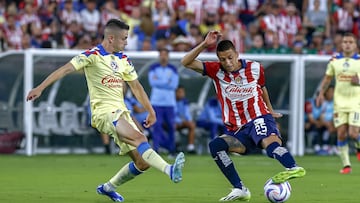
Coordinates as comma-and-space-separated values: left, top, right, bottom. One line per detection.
70, 44, 138, 115
326, 53, 360, 112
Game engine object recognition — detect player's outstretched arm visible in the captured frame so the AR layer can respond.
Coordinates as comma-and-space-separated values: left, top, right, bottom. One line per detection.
26, 63, 76, 101
181, 30, 222, 73
316, 75, 332, 107
127, 79, 156, 128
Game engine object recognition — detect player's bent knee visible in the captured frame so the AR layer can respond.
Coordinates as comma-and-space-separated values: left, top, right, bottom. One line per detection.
209, 137, 229, 157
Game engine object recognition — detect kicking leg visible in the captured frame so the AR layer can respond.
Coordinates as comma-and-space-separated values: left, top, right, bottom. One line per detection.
115, 118, 185, 183
262, 135, 305, 183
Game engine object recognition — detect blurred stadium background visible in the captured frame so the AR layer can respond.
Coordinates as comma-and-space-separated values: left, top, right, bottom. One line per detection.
0, 50, 330, 156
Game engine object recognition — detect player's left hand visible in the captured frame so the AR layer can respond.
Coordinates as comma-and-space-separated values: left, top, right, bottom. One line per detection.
271, 112, 283, 118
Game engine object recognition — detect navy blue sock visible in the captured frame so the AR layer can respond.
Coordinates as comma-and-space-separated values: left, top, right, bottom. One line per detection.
265, 142, 296, 168
209, 137, 243, 189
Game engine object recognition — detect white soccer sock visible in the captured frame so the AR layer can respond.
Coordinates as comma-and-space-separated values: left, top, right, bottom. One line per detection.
141, 148, 171, 174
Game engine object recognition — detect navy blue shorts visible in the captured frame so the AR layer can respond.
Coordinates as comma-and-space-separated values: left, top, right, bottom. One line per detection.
228, 114, 281, 154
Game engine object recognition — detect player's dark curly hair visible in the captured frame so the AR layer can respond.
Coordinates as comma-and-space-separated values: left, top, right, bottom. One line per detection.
105, 19, 129, 30
216, 40, 236, 52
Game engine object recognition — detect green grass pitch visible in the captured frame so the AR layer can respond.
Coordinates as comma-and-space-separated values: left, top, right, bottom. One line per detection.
0, 154, 359, 203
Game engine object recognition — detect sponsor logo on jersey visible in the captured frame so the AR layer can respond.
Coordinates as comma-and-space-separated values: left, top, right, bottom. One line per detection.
101, 75, 123, 88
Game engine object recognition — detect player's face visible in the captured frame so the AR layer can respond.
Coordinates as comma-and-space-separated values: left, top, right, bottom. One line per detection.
113, 30, 128, 52
341, 36, 357, 54
217, 49, 240, 72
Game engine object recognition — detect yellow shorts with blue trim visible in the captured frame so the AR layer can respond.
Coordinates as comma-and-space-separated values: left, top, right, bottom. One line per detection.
333, 111, 360, 128
92, 109, 140, 155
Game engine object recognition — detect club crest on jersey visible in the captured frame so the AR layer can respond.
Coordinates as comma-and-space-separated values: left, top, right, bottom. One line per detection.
235, 76, 242, 84
111, 60, 118, 72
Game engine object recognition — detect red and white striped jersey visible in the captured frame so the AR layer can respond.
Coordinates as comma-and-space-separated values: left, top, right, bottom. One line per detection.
203, 59, 270, 131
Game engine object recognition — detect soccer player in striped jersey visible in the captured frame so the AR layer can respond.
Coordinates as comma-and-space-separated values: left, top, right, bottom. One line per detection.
26, 19, 185, 202
316, 32, 360, 174
181, 30, 305, 202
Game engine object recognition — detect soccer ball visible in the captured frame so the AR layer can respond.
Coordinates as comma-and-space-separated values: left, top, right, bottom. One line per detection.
264, 179, 291, 203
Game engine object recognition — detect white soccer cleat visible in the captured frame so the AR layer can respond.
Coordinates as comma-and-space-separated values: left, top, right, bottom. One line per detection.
219, 187, 251, 202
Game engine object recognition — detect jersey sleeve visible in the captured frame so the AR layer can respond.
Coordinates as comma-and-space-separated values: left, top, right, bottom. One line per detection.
325, 59, 335, 76
258, 64, 265, 87
70, 53, 96, 71
203, 61, 220, 79
121, 57, 138, 81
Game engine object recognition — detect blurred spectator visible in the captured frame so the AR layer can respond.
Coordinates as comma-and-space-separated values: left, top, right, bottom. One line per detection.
29, 23, 43, 48
0, 0, 5, 25
304, 93, 324, 154
186, 23, 202, 48
21, 33, 31, 49
37, 0, 57, 28
308, 30, 324, 53
2, 13, 23, 50
169, 9, 196, 42
152, 0, 172, 49
172, 35, 191, 52
266, 34, 291, 54
19, 2, 41, 34
302, 0, 331, 38
260, 3, 288, 47
238, 0, 267, 27
59, 0, 82, 31
100, 0, 120, 29
319, 85, 337, 155
292, 40, 305, 54
63, 20, 82, 49
117, 0, 142, 16
285, 3, 302, 46
220, 0, 240, 15
196, 97, 226, 140
318, 38, 336, 55
185, 0, 203, 25
175, 85, 196, 154
118, 5, 142, 50
302, 0, 331, 15
148, 48, 179, 156
203, 0, 221, 18
333, 31, 344, 53
199, 11, 221, 37
140, 36, 153, 51
332, 0, 358, 34
133, 5, 156, 50
72, 33, 92, 50
244, 20, 261, 49
80, 0, 100, 37
246, 33, 266, 54
221, 11, 247, 53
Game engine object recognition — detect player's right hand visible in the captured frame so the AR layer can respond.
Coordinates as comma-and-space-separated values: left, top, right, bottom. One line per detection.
204, 30, 222, 47
26, 88, 42, 101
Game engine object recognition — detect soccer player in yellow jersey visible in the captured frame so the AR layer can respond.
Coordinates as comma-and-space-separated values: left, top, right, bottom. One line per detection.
316, 32, 360, 174
26, 19, 185, 202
